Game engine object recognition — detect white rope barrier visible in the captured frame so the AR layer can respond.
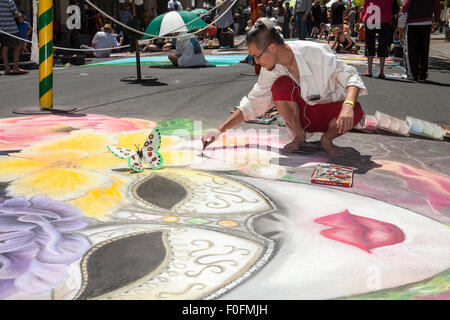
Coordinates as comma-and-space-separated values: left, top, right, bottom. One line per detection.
83, 0, 238, 40
0, 0, 239, 53
0, 29, 131, 52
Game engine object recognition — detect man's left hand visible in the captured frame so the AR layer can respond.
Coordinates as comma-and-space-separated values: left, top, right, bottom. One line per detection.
337, 103, 354, 135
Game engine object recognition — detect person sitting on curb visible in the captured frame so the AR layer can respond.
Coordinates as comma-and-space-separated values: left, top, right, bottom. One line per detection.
330, 27, 360, 54
168, 32, 208, 67
202, 18, 368, 157
80, 24, 119, 58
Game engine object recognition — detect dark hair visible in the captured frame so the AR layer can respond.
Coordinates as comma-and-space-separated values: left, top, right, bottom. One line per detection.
245, 18, 283, 50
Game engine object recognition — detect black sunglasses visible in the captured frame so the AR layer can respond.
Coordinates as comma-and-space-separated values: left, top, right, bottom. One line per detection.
253, 43, 270, 60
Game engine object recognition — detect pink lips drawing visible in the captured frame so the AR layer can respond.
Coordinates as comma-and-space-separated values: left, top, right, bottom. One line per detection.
314, 210, 405, 253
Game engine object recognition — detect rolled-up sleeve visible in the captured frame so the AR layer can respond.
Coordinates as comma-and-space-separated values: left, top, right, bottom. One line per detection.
237, 67, 278, 120
321, 46, 368, 97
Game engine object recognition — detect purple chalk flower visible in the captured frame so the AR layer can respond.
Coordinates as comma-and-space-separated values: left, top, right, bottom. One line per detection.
0, 195, 90, 299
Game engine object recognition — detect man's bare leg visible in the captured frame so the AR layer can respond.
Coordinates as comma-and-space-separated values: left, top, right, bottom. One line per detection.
274, 99, 306, 152
13, 45, 21, 72
321, 118, 345, 157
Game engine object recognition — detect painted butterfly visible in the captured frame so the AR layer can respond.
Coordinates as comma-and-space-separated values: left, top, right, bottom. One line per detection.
107, 129, 163, 172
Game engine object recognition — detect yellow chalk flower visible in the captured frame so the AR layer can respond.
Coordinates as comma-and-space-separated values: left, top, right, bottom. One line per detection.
0, 130, 125, 203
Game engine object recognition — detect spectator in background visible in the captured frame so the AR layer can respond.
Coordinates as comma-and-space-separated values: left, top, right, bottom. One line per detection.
276, 1, 285, 31
266, 1, 274, 18
215, 0, 234, 47
80, 24, 119, 58
349, 7, 356, 36
168, 32, 208, 67
143, 38, 171, 52
318, 22, 329, 40
320, 0, 328, 24
168, 0, 183, 11
85, 5, 100, 44
0, 0, 28, 75
17, 13, 31, 54
362, 0, 395, 79
330, 26, 360, 53
283, 1, 293, 39
311, 1, 322, 38
330, 0, 346, 31
400, 0, 441, 82
294, 0, 312, 40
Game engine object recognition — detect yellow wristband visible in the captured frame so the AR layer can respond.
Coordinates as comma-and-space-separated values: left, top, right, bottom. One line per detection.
344, 100, 355, 107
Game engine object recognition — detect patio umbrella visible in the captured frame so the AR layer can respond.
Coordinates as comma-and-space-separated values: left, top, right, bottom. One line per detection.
191, 8, 208, 15
143, 10, 208, 38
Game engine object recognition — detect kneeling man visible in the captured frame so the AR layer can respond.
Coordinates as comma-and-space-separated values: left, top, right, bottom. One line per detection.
202, 18, 368, 156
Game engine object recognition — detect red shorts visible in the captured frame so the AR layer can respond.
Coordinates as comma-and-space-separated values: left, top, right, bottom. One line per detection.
271, 76, 363, 133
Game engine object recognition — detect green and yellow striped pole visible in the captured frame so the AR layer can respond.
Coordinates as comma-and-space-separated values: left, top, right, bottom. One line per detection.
38, 0, 53, 109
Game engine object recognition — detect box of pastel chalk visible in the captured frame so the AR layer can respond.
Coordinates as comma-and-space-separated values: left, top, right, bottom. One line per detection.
311, 163, 354, 188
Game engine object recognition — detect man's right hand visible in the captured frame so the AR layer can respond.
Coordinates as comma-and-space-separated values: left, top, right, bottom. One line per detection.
202, 128, 223, 150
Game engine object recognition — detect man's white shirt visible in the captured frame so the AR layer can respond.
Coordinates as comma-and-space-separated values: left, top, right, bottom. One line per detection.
92, 32, 119, 57
237, 41, 368, 121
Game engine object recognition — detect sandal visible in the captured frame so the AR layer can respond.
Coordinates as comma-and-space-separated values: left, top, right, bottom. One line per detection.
13, 69, 29, 75
378, 74, 386, 79
362, 72, 373, 77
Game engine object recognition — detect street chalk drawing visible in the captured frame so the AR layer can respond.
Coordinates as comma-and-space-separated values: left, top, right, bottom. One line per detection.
0, 114, 449, 300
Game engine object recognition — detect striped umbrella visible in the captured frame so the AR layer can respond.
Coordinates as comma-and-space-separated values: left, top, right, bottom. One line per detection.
143, 10, 207, 38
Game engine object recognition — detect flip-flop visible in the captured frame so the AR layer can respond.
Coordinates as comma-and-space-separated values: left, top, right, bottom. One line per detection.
362, 73, 373, 77
14, 69, 29, 74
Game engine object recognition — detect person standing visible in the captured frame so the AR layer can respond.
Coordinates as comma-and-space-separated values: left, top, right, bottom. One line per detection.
294, 0, 312, 40
0, 0, 28, 75
330, 0, 346, 31
276, 1, 285, 30
349, 6, 356, 36
311, 1, 322, 38
361, 0, 394, 79
320, 0, 328, 24
168, 0, 183, 11
215, 0, 234, 47
400, 0, 441, 82
265, 1, 274, 18
283, 1, 292, 38
17, 13, 32, 54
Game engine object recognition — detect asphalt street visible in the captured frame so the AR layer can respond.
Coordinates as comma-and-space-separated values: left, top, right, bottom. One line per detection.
0, 42, 449, 127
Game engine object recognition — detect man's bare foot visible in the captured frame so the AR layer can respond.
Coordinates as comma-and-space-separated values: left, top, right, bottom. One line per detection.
283, 138, 304, 152
320, 137, 345, 157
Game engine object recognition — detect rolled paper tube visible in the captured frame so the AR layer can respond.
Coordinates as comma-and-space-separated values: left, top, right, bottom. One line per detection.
364, 115, 377, 130
432, 126, 445, 140
375, 112, 390, 129
399, 122, 410, 136
407, 117, 424, 133
423, 122, 434, 136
